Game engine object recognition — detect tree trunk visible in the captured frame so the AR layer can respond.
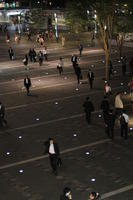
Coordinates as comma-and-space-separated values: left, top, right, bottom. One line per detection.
105, 50, 109, 81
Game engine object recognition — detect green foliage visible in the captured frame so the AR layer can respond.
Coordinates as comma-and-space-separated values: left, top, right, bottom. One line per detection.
25, 9, 47, 29
65, 0, 89, 32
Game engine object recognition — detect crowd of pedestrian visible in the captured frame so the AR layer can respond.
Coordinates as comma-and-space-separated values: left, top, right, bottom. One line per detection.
1, 28, 133, 199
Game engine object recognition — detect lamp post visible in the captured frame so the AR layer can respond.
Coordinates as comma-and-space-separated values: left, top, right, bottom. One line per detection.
54, 13, 58, 42
94, 14, 97, 34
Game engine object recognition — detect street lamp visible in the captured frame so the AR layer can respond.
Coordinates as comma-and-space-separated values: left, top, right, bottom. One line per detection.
54, 13, 58, 42
94, 13, 97, 33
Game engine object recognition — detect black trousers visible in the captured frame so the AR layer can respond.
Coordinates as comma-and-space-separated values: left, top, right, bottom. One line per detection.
106, 125, 114, 139
49, 154, 57, 172
25, 86, 30, 95
103, 112, 108, 125
0, 116, 7, 127
121, 123, 128, 139
89, 80, 93, 89
85, 111, 91, 124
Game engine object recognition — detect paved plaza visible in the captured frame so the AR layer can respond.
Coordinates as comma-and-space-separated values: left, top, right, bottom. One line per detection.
0, 34, 133, 200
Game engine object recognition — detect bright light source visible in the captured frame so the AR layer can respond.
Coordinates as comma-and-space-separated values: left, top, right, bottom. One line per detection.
18, 136, 22, 139
6, 152, 10, 155
36, 118, 39, 121
86, 152, 90, 155
19, 169, 24, 173
91, 178, 96, 182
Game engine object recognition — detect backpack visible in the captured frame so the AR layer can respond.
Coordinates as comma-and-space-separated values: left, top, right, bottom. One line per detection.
120, 115, 126, 125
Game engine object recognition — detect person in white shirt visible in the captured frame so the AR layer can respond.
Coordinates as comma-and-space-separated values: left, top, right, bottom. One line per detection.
44, 138, 60, 175
115, 92, 124, 117
57, 57, 63, 75
120, 110, 129, 139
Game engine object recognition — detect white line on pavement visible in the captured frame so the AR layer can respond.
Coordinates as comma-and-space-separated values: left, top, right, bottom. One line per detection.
6, 85, 128, 111
0, 138, 110, 170
102, 184, 133, 199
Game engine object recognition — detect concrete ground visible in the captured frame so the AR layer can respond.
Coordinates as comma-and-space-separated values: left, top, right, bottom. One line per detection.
0, 32, 133, 200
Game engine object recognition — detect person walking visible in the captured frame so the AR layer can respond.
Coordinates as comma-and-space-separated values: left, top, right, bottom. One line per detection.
87, 69, 94, 89
106, 109, 115, 140
23, 54, 28, 70
88, 192, 101, 200
83, 97, 94, 124
79, 44, 83, 56
60, 187, 72, 200
28, 48, 33, 62
129, 57, 133, 77
109, 60, 113, 80
24, 75, 31, 96
75, 64, 82, 84
32, 48, 37, 62
43, 46, 48, 61
115, 92, 123, 117
0, 102, 7, 127
57, 57, 64, 75
100, 95, 110, 126
8, 47, 14, 60
120, 110, 129, 140
128, 77, 133, 102
104, 82, 112, 97
71, 54, 77, 70
121, 56, 127, 77
38, 51, 43, 66
61, 36, 65, 47
44, 138, 60, 175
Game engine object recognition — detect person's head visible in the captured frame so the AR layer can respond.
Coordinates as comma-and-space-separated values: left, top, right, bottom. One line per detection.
49, 138, 54, 144
63, 187, 71, 195
123, 109, 126, 113
63, 187, 72, 199
116, 92, 120, 96
86, 97, 89, 101
109, 109, 113, 113
89, 192, 96, 200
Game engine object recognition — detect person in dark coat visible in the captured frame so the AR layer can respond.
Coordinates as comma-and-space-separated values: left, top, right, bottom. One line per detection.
108, 60, 113, 80
24, 75, 31, 96
83, 97, 94, 124
38, 51, 43, 66
60, 187, 72, 200
89, 192, 101, 200
44, 138, 60, 175
32, 48, 37, 62
100, 96, 110, 125
8, 47, 14, 60
106, 109, 115, 140
79, 44, 83, 56
23, 54, 28, 69
129, 57, 133, 77
121, 56, 127, 77
71, 54, 77, 70
28, 48, 33, 62
87, 69, 94, 89
0, 102, 7, 127
75, 64, 82, 84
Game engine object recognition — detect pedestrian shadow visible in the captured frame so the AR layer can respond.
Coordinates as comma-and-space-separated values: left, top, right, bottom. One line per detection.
28, 94, 39, 98
80, 80, 88, 84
